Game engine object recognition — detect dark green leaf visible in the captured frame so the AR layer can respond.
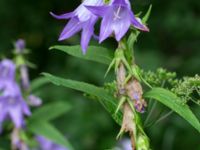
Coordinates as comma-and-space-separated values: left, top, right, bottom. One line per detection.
43, 73, 122, 125
50, 45, 113, 65
31, 77, 50, 91
144, 88, 200, 133
28, 121, 74, 150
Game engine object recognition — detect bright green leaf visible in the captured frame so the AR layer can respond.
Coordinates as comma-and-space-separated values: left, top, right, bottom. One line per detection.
50, 45, 113, 65
43, 73, 123, 125
144, 88, 200, 133
28, 121, 74, 150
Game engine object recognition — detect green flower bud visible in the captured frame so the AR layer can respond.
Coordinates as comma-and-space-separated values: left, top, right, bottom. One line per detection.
136, 134, 150, 150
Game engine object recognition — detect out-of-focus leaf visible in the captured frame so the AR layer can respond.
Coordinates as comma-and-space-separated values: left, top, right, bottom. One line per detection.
50, 45, 113, 65
144, 88, 200, 133
43, 73, 122, 125
29, 102, 71, 122
31, 77, 50, 91
142, 4, 152, 23
28, 121, 74, 150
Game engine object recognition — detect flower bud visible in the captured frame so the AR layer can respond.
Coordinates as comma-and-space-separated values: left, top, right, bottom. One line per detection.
15, 39, 25, 53
28, 95, 42, 107
136, 134, 150, 150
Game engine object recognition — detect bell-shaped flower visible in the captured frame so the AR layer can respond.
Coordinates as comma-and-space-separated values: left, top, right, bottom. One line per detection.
0, 59, 31, 131
51, 0, 103, 54
86, 0, 149, 43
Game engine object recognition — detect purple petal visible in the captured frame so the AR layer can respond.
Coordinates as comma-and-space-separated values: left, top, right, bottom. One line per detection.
50, 12, 74, 20
59, 17, 83, 41
85, 5, 109, 17
9, 105, 24, 128
81, 19, 96, 54
22, 100, 31, 116
130, 12, 149, 32
112, 0, 130, 7
99, 9, 113, 43
112, 8, 131, 41
0, 59, 16, 80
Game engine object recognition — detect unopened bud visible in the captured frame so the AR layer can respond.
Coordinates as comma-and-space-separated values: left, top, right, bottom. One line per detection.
136, 134, 150, 150
15, 39, 25, 53
28, 95, 42, 107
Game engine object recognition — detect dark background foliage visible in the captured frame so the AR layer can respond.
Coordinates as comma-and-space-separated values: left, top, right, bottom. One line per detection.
0, 0, 200, 150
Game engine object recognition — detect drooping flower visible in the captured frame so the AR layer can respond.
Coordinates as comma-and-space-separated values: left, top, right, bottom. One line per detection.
86, 0, 149, 43
0, 59, 31, 131
36, 136, 68, 150
51, 0, 103, 54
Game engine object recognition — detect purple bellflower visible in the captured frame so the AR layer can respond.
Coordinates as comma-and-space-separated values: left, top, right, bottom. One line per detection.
51, 0, 103, 54
36, 136, 68, 150
86, 0, 149, 43
0, 59, 31, 131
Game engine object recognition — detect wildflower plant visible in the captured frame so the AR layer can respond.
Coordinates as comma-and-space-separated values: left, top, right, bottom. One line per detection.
0, 40, 73, 150
46, 0, 200, 150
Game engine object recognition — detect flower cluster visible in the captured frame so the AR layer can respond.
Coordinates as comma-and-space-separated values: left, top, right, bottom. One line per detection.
51, 0, 149, 53
0, 59, 31, 131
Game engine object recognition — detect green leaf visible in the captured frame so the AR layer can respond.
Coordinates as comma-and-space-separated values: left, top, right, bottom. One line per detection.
142, 4, 152, 23
28, 121, 74, 150
50, 45, 113, 65
29, 102, 71, 122
43, 73, 123, 125
31, 77, 50, 91
144, 88, 200, 133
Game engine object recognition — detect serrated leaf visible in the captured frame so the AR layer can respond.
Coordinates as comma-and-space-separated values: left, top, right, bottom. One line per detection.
144, 88, 200, 133
29, 102, 71, 122
28, 121, 74, 150
43, 73, 123, 125
50, 45, 113, 65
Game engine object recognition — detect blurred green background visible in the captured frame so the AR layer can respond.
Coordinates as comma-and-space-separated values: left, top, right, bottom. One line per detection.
0, 0, 200, 150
